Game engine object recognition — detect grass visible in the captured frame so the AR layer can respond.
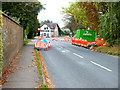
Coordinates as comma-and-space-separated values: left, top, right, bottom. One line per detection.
24, 39, 31, 45
59, 35, 69, 37
95, 44, 120, 56
35, 49, 42, 77
0, 61, 2, 85
34, 49, 48, 88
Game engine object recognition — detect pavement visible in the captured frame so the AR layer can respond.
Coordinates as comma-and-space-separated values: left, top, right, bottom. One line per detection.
39, 37, 118, 88
3, 40, 41, 88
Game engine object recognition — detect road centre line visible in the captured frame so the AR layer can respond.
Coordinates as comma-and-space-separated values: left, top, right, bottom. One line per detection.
90, 61, 112, 72
62, 50, 66, 52
61, 49, 70, 53
73, 53, 84, 58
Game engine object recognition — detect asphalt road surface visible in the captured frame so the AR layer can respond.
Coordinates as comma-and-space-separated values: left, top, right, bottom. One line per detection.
38, 37, 118, 88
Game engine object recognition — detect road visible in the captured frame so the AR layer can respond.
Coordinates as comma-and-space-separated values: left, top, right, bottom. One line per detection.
37, 37, 118, 88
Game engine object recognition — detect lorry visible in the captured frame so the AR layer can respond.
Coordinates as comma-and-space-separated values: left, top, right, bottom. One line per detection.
72, 29, 108, 48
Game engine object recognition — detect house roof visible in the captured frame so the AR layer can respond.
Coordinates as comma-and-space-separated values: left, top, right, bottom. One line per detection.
40, 23, 58, 29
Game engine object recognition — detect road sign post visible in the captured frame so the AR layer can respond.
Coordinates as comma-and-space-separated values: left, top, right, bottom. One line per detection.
37, 28, 40, 36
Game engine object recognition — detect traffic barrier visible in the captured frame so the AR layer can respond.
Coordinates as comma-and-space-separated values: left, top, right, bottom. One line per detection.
35, 41, 47, 48
76, 39, 79, 45
74, 39, 76, 44
72, 37, 108, 47
46, 47, 48, 50
52, 38, 55, 41
48, 41, 51, 49
84, 40, 87, 47
64, 37, 69, 41
75, 39, 78, 44
97, 43, 108, 46
83, 40, 85, 46
96, 38, 104, 45
96, 38, 103, 41
78, 39, 81, 45
70, 37, 73, 40
72, 39, 75, 44
81, 40, 84, 46
88, 41, 97, 46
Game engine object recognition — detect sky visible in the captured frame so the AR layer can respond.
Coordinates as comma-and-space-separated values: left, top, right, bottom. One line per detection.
37, 0, 75, 28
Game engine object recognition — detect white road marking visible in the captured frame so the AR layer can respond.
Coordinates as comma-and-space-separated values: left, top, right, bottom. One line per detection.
66, 49, 70, 52
73, 53, 84, 58
61, 49, 70, 53
62, 50, 66, 52
90, 61, 112, 72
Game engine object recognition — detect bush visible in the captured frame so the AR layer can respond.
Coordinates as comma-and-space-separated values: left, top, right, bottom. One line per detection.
95, 44, 120, 56
24, 39, 31, 45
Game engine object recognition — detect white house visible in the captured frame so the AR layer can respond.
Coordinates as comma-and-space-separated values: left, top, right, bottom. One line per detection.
40, 23, 60, 38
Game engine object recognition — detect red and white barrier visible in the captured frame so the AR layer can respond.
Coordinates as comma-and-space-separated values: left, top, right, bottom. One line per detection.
48, 41, 51, 49
88, 41, 97, 45
72, 38, 108, 47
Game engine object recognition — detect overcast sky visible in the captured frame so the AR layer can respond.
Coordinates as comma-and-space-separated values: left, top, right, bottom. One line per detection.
37, 0, 75, 28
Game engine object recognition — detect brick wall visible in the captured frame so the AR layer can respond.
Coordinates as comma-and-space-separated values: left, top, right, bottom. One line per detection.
2, 13, 23, 72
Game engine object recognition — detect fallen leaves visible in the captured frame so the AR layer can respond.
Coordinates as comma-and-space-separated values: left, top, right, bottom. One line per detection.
35, 81, 39, 83
28, 70, 31, 72
12, 86, 15, 88
37, 51, 54, 88
28, 64, 34, 67
19, 66, 25, 71
19, 66, 22, 68
0, 84, 2, 86
1, 48, 23, 87
36, 85, 48, 89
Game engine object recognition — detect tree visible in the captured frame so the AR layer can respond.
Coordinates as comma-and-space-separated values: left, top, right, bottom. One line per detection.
2, 2, 44, 39
63, 16, 86, 35
62, 1, 120, 46
62, 2, 100, 33
0, 10, 3, 80
96, 2, 120, 45
41, 20, 52, 23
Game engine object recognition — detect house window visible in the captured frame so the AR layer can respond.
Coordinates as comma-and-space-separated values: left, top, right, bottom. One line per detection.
44, 27, 48, 30
44, 27, 46, 30
41, 34, 43, 36
40, 30, 43, 32
44, 33, 46, 36
46, 30, 49, 32
51, 30, 54, 32
47, 33, 49, 38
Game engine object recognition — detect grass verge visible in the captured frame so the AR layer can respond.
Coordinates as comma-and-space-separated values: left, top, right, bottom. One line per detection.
59, 35, 69, 37
24, 39, 31, 45
35, 49, 42, 77
95, 44, 120, 57
36, 50, 54, 88
72, 43, 120, 57
34, 49, 48, 88
0, 61, 2, 87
